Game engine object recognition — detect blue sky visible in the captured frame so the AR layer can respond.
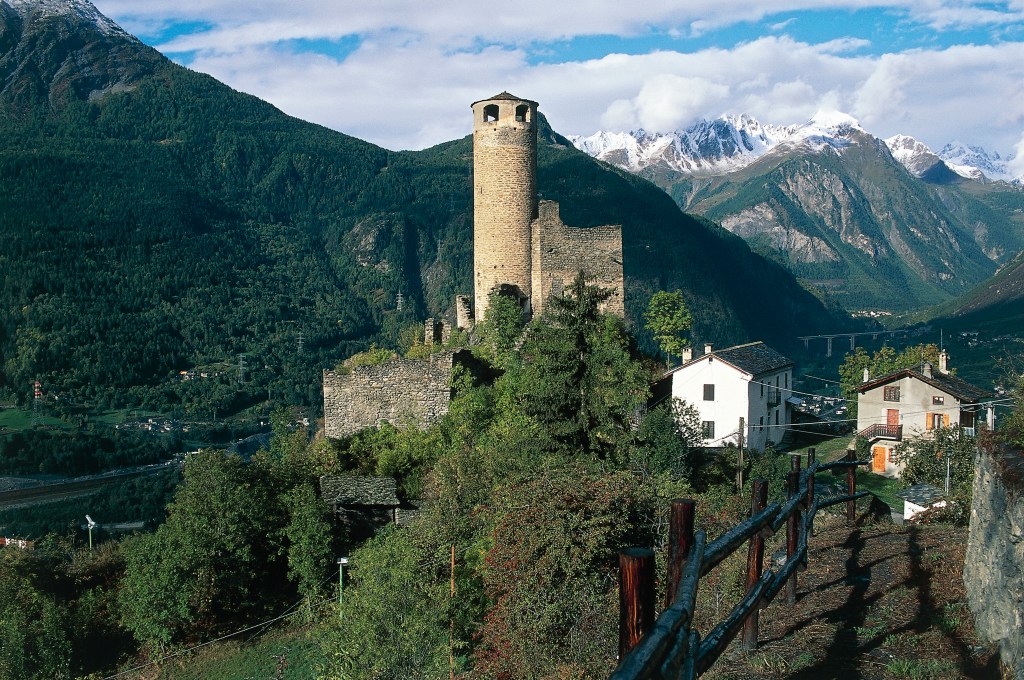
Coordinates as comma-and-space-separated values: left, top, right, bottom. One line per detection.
92, 1, 1024, 164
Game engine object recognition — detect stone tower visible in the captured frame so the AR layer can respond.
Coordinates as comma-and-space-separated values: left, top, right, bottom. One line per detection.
471, 92, 539, 321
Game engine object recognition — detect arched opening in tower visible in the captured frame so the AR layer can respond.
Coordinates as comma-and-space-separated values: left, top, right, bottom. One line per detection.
515, 104, 529, 123
483, 104, 499, 122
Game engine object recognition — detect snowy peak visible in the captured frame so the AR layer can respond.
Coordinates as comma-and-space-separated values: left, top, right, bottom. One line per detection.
939, 142, 1020, 183
570, 111, 868, 177
6, 0, 131, 39
883, 134, 957, 181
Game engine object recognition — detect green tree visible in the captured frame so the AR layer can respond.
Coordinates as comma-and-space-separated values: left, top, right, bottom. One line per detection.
510, 272, 649, 462
283, 481, 336, 609
892, 427, 977, 524
632, 398, 704, 480
119, 451, 284, 649
475, 291, 526, 370
839, 343, 945, 418
644, 290, 692, 367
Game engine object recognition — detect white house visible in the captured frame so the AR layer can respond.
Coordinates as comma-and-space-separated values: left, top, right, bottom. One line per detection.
856, 351, 991, 477
662, 342, 794, 451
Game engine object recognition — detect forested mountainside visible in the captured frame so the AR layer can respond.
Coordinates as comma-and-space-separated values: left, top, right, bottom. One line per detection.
574, 116, 1024, 313
0, 0, 845, 413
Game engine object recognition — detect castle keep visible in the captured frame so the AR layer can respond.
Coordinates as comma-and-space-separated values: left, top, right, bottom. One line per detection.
469, 92, 624, 321
323, 93, 625, 438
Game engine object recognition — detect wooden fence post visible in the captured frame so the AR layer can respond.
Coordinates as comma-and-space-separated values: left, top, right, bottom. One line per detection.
785, 470, 800, 604
741, 479, 768, 651
619, 547, 656, 659
666, 499, 696, 607
806, 448, 816, 510
846, 450, 857, 526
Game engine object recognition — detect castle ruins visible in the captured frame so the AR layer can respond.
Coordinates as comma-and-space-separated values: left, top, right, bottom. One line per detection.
323, 93, 625, 438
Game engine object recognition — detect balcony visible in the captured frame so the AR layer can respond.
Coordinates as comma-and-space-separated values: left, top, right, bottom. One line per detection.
858, 423, 903, 441
766, 389, 782, 408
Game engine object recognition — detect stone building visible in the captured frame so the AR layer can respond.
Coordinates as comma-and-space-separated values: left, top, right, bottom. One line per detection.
468, 92, 624, 323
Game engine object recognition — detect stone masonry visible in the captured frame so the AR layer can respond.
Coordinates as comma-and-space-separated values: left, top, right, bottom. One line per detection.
964, 444, 1024, 678
530, 200, 624, 318
470, 92, 624, 322
322, 352, 454, 438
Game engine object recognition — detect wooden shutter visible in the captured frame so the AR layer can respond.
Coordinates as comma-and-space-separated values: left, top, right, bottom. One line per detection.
926, 412, 933, 430
943, 413, 950, 427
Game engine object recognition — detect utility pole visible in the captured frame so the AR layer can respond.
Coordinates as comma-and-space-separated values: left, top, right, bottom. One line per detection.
450, 544, 456, 680
736, 417, 745, 492
238, 354, 246, 386
297, 333, 304, 354
337, 557, 349, 620
396, 291, 405, 312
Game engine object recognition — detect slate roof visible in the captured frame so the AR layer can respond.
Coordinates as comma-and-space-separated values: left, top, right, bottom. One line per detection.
713, 342, 794, 376
471, 91, 538, 107
897, 483, 946, 506
319, 476, 400, 507
858, 366, 991, 403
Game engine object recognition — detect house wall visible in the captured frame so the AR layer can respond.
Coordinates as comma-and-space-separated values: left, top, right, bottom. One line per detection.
529, 200, 624, 319
858, 374, 964, 476
858, 374, 963, 437
670, 356, 791, 450
964, 445, 1024, 678
323, 352, 454, 438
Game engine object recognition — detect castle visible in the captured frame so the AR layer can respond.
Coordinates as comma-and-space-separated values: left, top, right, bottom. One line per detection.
324, 93, 625, 437
464, 92, 623, 324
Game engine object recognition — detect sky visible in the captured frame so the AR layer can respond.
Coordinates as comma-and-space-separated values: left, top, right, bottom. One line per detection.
91, 0, 1024, 166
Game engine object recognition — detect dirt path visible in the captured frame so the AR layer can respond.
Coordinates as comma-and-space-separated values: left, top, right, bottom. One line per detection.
704, 518, 1002, 679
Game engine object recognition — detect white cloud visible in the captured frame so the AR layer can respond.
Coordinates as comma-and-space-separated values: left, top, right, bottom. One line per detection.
88, 1, 1024, 156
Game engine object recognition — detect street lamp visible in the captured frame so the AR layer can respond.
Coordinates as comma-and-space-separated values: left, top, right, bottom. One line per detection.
85, 515, 97, 554
337, 557, 349, 619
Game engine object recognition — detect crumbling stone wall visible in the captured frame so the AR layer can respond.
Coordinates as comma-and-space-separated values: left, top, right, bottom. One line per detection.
964, 444, 1024, 678
530, 200, 624, 319
323, 352, 454, 438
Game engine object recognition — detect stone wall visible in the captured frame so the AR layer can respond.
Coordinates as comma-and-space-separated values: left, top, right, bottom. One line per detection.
530, 200, 624, 319
472, 96, 538, 320
323, 352, 454, 438
964, 444, 1024, 678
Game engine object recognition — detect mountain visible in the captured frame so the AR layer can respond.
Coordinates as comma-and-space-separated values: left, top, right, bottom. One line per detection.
571, 114, 1024, 313
0, 0, 845, 412
938, 142, 1022, 185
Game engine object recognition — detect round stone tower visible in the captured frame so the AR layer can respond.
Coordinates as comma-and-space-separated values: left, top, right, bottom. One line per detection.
471, 92, 539, 320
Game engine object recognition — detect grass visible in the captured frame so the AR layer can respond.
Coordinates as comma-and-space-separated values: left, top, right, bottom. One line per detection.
147, 624, 322, 679
0, 406, 71, 432
885, 658, 958, 679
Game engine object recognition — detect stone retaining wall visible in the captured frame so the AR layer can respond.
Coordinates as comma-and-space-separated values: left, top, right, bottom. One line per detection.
964, 444, 1024, 678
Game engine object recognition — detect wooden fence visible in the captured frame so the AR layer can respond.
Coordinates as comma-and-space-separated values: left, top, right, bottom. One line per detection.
611, 449, 871, 679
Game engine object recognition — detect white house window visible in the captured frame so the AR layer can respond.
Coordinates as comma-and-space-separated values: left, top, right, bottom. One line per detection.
884, 386, 900, 402
703, 384, 715, 401
702, 421, 715, 439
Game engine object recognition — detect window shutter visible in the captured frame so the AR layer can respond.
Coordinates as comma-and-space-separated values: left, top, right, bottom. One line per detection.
926, 412, 933, 430
943, 413, 950, 427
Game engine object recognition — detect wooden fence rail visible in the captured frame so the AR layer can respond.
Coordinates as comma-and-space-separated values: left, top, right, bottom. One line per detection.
611, 449, 872, 679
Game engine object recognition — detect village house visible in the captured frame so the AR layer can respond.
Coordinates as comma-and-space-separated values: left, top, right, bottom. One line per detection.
856, 350, 991, 477
659, 342, 795, 451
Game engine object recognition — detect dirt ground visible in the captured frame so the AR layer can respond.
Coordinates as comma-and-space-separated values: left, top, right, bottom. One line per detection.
703, 514, 1004, 680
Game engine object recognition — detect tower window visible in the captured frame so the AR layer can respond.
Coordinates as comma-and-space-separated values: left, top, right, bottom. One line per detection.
483, 104, 499, 122
515, 104, 529, 122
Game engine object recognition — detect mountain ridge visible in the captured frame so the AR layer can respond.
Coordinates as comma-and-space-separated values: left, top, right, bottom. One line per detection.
0, 0, 846, 410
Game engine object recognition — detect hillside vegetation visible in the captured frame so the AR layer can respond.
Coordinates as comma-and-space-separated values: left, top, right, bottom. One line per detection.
0, 1, 845, 420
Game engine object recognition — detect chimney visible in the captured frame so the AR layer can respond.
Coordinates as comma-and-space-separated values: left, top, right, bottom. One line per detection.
923, 362, 933, 378
863, 367, 870, 383
681, 347, 692, 363
704, 343, 713, 356
939, 350, 949, 373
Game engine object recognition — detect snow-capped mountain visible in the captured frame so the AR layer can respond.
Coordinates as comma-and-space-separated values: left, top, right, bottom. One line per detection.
6, 0, 132, 39
570, 111, 867, 177
939, 142, 1021, 184
572, 114, 1022, 186
571, 112, 1024, 313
